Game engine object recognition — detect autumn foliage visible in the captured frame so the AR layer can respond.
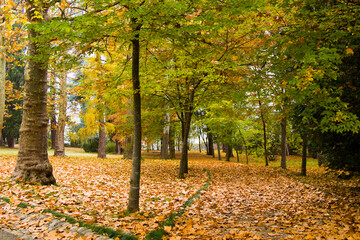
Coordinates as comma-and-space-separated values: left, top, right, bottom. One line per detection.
1, 151, 359, 239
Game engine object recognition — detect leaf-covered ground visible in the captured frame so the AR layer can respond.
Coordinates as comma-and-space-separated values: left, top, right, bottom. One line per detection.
0, 151, 359, 239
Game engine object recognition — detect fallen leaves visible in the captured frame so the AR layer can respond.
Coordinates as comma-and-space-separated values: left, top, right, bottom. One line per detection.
0, 152, 359, 239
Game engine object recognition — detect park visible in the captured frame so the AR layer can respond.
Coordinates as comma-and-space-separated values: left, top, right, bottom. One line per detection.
0, 0, 360, 239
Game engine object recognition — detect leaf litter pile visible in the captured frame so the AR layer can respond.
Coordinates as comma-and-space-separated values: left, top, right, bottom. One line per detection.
0, 153, 359, 239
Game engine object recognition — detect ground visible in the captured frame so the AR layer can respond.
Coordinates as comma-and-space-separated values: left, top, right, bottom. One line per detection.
0, 147, 359, 239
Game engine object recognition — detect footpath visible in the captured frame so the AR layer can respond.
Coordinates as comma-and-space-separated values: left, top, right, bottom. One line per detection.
0, 201, 113, 240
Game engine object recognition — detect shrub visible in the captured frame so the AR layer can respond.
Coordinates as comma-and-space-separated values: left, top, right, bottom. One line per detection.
106, 141, 117, 153
82, 137, 99, 153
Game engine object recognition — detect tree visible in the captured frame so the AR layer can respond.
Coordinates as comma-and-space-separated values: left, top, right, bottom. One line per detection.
54, 70, 67, 157
0, 0, 6, 146
11, 0, 56, 185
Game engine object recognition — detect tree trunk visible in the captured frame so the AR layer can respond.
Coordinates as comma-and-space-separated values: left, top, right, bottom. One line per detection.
49, 69, 56, 149
98, 115, 106, 158
178, 110, 192, 178
225, 144, 232, 162
128, 20, 142, 213
258, 99, 268, 166
0, 2, 5, 147
54, 72, 67, 157
169, 123, 175, 159
280, 117, 287, 169
217, 142, 221, 160
7, 134, 15, 148
11, 3, 56, 185
198, 135, 201, 153
236, 149, 239, 162
160, 111, 170, 159
50, 115, 57, 149
207, 131, 214, 155
301, 134, 307, 176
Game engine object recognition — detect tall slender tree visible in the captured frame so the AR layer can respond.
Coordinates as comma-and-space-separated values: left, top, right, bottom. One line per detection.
0, 0, 6, 146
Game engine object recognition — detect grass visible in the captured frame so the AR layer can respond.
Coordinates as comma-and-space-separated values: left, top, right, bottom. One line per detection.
0, 146, 122, 158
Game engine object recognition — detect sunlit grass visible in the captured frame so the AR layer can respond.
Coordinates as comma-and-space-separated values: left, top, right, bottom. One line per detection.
0, 146, 122, 158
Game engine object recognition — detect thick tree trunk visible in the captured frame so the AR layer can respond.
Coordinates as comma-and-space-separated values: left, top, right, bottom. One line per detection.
128, 20, 142, 213
301, 134, 307, 176
207, 131, 214, 155
258, 99, 268, 166
54, 72, 67, 157
11, 3, 56, 185
0, 3, 5, 147
280, 117, 287, 169
7, 135, 15, 148
160, 111, 170, 159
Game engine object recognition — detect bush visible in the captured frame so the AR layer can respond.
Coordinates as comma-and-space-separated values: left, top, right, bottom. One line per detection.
106, 141, 117, 153
82, 137, 99, 153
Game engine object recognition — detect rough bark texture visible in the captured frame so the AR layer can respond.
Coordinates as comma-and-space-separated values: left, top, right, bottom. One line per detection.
160, 111, 170, 159
280, 117, 287, 169
128, 20, 142, 213
54, 72, 67, 157
0, 2, 5, 147
301, 134, 307, 176
11, 3, 56, 185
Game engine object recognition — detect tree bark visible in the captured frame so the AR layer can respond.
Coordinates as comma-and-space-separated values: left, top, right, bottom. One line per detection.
217, 142, 221, 160
169, 123, 175, 159
128, 20, 142, 213
301, 134, 307, 176
54, 72, 67, 157
98, 114, 106, 158
11, 2, 56, 185
0, 1, 5, 147
178, 110, 192, 178
225, 144, 232, 162
280, 117, 287, 169
258, 99, 268, 166
207, 131, 214, 155
160, 111, 170, 159
49, 69, 56, 149
7, 134, 14, 148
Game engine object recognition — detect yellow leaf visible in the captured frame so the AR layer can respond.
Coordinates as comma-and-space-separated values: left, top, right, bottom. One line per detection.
346, 48, 354, 55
